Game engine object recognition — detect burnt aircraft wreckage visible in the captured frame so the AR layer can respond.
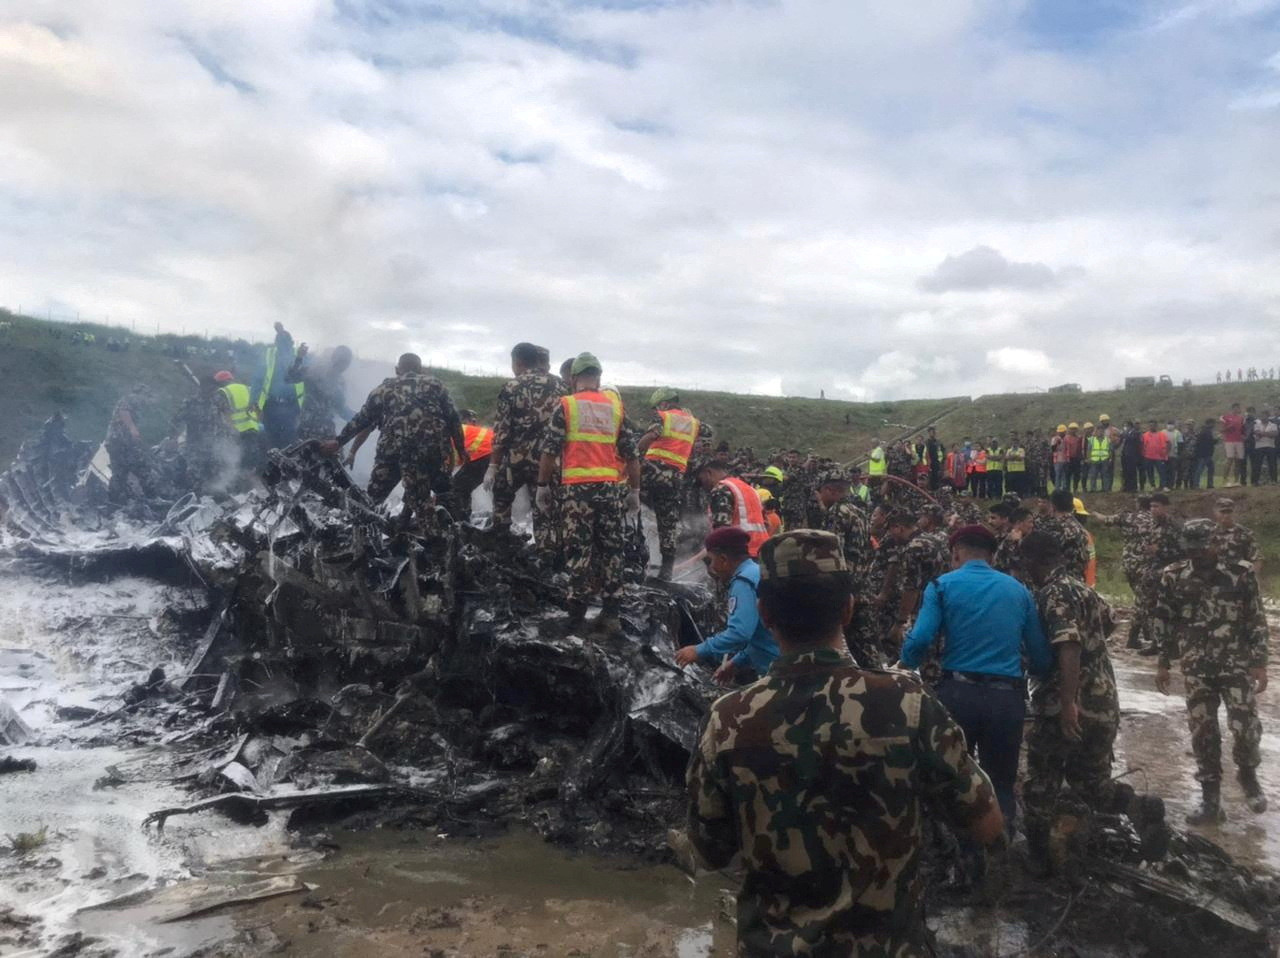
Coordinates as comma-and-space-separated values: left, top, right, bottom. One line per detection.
2, 415, 1280, 955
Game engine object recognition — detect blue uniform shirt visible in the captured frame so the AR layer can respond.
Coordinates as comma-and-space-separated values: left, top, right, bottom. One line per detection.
901, 559, 1052, 679
694, 559, 779, 674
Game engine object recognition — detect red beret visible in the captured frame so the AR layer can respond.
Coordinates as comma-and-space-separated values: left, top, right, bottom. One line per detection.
705, 526, 751, 554
948, 524, 997, 551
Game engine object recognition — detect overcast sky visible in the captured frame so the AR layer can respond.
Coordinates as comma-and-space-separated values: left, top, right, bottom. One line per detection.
3, 1, 1280, 400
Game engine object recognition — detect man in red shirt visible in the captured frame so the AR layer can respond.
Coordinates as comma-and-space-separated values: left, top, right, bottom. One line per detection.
1141, 420, 1171, 490
1220, 403, 1246, 487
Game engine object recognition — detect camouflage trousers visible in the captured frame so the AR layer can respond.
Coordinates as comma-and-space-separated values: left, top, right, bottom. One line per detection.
1184, 671, 1263, 784
642, 462, 683, 560
106, 440, 153, 503
491, 455, 558, 555
1023, 714, 1118, 833
561, 483, 626, 604
368, 449, 450, 527
1127, 568, 1157, 645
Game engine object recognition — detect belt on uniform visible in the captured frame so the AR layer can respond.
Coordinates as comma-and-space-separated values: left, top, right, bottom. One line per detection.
941, 670, 1025, 692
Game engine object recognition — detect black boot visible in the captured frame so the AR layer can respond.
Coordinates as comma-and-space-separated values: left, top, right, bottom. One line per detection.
1022, 825, 1053, 879
591, 600, 624, 638
564, 601, 587, 635
1239, 768, 1268, 813
658, 556, 675, 581
1186, 781, 1225, 826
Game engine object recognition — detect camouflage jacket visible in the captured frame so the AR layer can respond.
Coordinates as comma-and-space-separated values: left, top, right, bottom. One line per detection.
1152, 559, 1269, 675
1211, 523, 1261, 571
172, 394, 230, 450
337, 372, 464, 465
1097, 510, 1153, 575
779, 469, 815, 527
1031, 570, 1120, 721
1141, 517, 1184, 579
886, 445, 914, 478
106, 397, 143, 446
868, 537, 900, 598
992, 532, 1024, 582
821, 496, 872, 589
492, 371, 567, 464
286, 357, 350, 440
1033, 514, 1091, 580
898, 531, 949, 599
687, 648, 996, 956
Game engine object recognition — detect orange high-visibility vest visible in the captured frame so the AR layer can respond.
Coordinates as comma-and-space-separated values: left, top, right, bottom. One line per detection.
463, 424, 493, 460
561, 391, 623, 484
645, 408, 699, 472
715, 477, 771, 557
973, 449, 988, 473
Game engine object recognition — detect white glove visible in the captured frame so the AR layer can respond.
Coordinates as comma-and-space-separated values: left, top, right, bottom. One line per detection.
626, 489, 641, 514
482, 464, 498, 493
535, 485, 553, 513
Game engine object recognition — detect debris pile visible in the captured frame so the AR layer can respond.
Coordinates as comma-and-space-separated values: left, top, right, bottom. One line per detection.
4, 422, 1280, 955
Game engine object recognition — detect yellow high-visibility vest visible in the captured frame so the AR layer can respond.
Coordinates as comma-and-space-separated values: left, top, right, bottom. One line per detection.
219, 383, 261, 433
867, 446, 887, 476
257, 344, 305, 410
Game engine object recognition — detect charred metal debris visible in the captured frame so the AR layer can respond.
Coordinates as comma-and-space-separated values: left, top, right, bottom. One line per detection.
3, 420, 1280, 952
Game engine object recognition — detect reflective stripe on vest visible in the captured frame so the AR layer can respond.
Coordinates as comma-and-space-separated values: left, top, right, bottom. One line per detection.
219, 383, 260, 433
986, 448, 1003, 472
867, 447, 887, 475
645, 408, 698, 471
464, 424, 494, 459
717, 477, 771, 557
562, 392, 623, 484
258, 344, 305, 410
1088, 437, 1111, 463
1005, 448, 1026, 472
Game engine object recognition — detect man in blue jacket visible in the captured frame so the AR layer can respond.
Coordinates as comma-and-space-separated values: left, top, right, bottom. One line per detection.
675, 526, 779, 685
900, 524, 1052, 831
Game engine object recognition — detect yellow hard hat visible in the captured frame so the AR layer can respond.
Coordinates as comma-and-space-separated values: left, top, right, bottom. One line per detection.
1098, 413, 1111, 422
755, 487, 774, 503
1082, 421, 1094, 429
1073, 497, 1089, 516
763, 465, 785, 483
1056, 424, 1067, 433
1067, 422, 1079, 429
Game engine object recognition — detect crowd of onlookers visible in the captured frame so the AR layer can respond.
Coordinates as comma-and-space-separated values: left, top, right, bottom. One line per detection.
865, 403, 1280, 496
1217, 367, 1277, 383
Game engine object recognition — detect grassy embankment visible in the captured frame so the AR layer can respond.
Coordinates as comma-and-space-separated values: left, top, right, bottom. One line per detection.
3, 309, 1278, 598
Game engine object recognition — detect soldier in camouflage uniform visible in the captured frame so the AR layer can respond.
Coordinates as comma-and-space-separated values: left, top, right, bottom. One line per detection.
817, 470, 880, 666
886, 439, 914, 482
326, 353, 466, 529
1154, 519, 1270, 823
686, 530, 1003, 956
287, 342, 354, 440
777, 452, 813, 531
537, 353, 641, 635
1211, 497, 1261, 577
993, 507, 1034, 583
1095, 496, 1155, 648
1022, 531, 1121, 873
171, 376, 233, 494
484, 343, 566, 555
1130, 494, 1184, 653
104, 385, 155, 503
637, 387, 712, 579
1033, 490, 1092, 581
1025, 429, 1050, 497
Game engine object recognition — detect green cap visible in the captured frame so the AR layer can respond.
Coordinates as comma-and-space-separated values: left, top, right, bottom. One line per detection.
758, 530, 848, 582
649, 386, 679, 406
571, 352, 602, 376
763, 465, 786, 483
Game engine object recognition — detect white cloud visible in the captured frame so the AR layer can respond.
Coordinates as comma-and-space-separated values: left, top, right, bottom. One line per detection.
987, 347, 1052, 375
0, 0, 1278, 402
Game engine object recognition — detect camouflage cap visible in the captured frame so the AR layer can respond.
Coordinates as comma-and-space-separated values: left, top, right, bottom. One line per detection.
817, 468, 851, 487
1215, 497, 1235, 511
757, 530, 848, 582
884, 508, 915, 527
1181, 518, 1215, 548
649, 386, 679, 406
919, 504, 945, 522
